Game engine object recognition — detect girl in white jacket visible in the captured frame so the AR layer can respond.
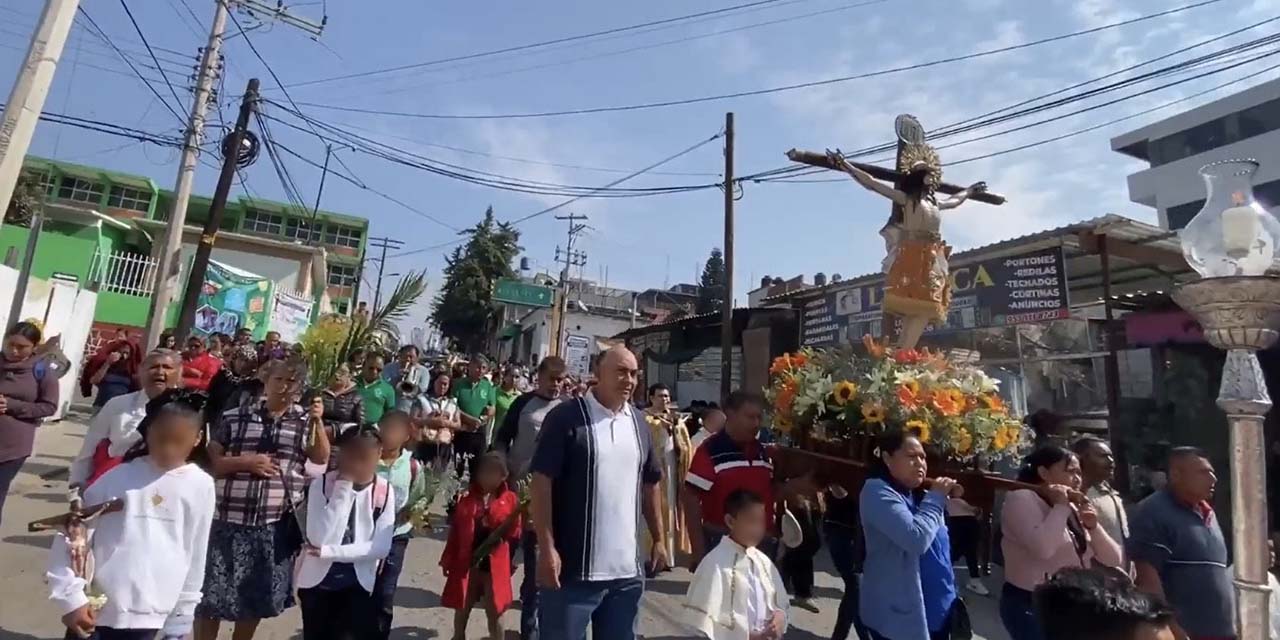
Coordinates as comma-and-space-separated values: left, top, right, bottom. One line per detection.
48, 389, 216, 640
297, 424, 396, 640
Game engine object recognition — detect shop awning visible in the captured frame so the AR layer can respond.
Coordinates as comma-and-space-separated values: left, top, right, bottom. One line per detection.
498, 325, 520, 340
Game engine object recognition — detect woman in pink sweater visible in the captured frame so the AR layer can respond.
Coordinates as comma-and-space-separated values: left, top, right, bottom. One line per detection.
999, 445, 1123, 640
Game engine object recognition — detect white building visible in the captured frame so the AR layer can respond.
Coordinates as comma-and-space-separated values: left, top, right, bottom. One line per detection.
1111, 77, 1280, 229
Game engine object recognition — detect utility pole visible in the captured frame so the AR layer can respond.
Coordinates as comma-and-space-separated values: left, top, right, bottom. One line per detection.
0, 0, 80, 223
366, 236, 404, 311
552, 214, 587, 358
719, 112, 735, 401
142, 0, 230, 349
174, 78, 260, 339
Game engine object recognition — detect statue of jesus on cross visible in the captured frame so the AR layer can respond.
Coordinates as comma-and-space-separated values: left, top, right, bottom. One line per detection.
786, 114, 1005, 349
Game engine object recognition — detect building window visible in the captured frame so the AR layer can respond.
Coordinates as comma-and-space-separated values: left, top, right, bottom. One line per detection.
327, 264, 357, 287
106, 186, 151, 212
334, 300, 350, 315
1166, 199, 1205, 231
26, 171, 56, 196
243, 210, 284, 235
324, 225, 363, 248
57, 177, 104, 204
285, 218, 323, 242
1147, 96, 1280, 167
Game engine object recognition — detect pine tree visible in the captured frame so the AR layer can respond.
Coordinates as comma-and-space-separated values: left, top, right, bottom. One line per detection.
697, 247, 726, 315
431, 207, 521, 353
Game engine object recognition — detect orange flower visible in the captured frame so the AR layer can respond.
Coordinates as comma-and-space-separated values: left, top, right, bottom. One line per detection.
862, 334, 887, 359
897, 380, 922, 409
981, 393, 1006, 413
770, 354, 793, 376
931, 389, 964, 417
774, 381, 797, 412
790, 352, 808, 368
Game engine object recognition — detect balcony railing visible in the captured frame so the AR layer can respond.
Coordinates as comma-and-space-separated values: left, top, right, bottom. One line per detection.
89, 250, 159, 296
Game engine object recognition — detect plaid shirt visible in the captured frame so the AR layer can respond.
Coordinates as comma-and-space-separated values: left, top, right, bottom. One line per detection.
211, 400, 310, 526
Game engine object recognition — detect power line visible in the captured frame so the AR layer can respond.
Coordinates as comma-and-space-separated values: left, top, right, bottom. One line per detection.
117, 0, 186, 117
287, 0, 811, 89
389, 130, 726, 260
75, 7, 188, 125
330, 0, 891, 99
294, 0, 1227, 120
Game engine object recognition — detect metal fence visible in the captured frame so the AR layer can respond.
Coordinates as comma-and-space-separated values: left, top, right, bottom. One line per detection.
90, 250, 158, 296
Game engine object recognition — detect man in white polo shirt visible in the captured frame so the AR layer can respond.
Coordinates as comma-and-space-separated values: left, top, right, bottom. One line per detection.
529, 345, 667, 640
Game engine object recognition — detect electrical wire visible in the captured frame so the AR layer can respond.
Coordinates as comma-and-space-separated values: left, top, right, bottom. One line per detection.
389, 131, 726, 260
75, 8, 188, 126
333, 0, 891, 99
294, 0, 1228, 120
288, 0, 812, 89
0, 101, 183, 146
117, 0, 187, 119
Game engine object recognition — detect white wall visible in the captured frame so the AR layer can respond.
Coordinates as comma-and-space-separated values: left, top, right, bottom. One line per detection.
177, 245, 303, 293
515, 308, 633, 366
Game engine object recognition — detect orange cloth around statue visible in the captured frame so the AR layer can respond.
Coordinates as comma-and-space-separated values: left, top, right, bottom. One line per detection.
883, 236, 952, 323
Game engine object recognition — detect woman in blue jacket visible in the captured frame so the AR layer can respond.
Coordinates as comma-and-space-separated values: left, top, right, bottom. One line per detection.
859, 429, 960, 640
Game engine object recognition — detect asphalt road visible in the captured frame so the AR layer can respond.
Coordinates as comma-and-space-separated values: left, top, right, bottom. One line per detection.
0, 412, 1010, 639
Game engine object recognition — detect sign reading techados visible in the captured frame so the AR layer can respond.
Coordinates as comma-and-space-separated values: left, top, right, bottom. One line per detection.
800, 246, 1070, 348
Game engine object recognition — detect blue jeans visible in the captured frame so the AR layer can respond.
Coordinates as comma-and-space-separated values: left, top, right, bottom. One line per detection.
825, 525, 870, 640
373, 534, 410, 639
520, 530, 539, 640
539, 577, 643, 640
1000, 582, 1043, 640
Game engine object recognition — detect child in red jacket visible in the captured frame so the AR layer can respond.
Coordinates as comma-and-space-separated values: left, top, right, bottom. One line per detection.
440, 450, 520, 640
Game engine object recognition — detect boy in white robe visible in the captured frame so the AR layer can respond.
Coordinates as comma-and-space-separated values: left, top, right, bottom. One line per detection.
686, 489, 789, 640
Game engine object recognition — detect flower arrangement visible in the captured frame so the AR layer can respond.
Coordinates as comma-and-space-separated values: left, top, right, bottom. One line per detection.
765, 335, 1030, 463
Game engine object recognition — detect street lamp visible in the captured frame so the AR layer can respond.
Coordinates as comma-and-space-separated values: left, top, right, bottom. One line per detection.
1171, 158, 1280, 640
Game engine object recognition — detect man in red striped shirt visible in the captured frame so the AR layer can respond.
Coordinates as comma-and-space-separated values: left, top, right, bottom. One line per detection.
681, 390, 775, 568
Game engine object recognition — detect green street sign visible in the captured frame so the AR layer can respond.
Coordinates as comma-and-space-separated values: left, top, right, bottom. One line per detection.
493, 279, 554, 307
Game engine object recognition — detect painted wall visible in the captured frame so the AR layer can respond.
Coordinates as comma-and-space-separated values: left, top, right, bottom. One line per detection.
0, 223, 100, 283
177, 245, 302, 293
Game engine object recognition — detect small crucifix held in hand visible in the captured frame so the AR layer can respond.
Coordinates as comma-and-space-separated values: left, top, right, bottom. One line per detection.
786, 114, 1006, 349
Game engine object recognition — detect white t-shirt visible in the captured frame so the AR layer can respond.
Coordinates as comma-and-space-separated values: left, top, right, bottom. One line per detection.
584, 391, 643, 581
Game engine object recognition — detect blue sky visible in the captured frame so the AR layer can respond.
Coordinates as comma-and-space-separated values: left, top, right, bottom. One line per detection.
1, 0, 1275, 329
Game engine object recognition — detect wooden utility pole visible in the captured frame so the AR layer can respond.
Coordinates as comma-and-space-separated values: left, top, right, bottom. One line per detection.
174, 78, 260, 339
720, 112, 734, 401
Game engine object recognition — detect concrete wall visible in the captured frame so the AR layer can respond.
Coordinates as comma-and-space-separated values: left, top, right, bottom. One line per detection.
513, 308, 634, 366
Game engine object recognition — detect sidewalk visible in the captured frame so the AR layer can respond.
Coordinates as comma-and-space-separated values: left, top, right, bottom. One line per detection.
0, 414, 1010, 639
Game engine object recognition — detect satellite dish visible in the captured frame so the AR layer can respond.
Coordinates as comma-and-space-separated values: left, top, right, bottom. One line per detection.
895, 114, 926, 145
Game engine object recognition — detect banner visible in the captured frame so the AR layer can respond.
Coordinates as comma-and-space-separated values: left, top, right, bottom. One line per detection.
800, 246, 1070, 348
564, 334, 592, 379
270, 290, 313, 344
191, 260, 273, 340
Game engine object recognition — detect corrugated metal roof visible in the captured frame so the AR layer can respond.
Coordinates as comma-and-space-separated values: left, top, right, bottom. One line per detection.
763, 214, 1182, 303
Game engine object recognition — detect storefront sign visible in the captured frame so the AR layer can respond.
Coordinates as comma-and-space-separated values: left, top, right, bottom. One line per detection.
799, 246, 1070, 348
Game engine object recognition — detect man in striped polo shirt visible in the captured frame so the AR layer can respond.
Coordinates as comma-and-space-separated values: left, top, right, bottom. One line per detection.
529, 345, 667, 640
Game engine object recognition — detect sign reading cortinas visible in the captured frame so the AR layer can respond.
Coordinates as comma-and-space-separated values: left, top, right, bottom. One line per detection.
799, 246, 1070, 348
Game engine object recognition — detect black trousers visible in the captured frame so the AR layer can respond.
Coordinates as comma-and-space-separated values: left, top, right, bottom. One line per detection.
373, 535, 411, 639
781, 507, 822, 599
948, 515, 982, 578
299, 586, 380, 640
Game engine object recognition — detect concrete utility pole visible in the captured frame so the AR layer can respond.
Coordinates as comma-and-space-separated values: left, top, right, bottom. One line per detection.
366, 236, 404, 312
0, 0, 81, 227
552, 214, 587, 358
142, 0, 230, 349
719, 112, 735, 401
174, 78, 260, 339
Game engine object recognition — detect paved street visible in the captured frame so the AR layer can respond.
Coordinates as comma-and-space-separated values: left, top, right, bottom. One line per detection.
0, 413, 1010, 639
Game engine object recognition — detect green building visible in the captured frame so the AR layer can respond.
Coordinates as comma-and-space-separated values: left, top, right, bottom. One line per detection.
9, 156, 369, 342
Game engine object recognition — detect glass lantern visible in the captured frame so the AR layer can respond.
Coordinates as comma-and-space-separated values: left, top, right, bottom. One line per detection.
1180, 159, 1280, 278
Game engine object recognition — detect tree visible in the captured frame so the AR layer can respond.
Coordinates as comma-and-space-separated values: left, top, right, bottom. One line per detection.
432, 207, 521, 353
300, 270, 428, 386
697, 247, 726, 315
4, 174, 42, 228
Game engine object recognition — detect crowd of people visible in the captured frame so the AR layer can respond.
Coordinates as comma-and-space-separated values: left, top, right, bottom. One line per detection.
0, 321, 1256, 640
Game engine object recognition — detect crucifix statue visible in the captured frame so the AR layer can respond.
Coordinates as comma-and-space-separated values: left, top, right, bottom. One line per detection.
786, 114, 1006, 349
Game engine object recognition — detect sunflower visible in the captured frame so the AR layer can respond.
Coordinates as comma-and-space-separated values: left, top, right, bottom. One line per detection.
832, 380, 859, 406
861, 402, 886, 424
1001, 423, 1024, 451
775, 413, 795, 434
992, 426, 1011, 451
905, 419, 930, 443
954, 427, 973, 455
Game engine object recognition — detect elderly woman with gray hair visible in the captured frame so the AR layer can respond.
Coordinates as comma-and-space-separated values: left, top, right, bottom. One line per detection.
69, 349, 183, 489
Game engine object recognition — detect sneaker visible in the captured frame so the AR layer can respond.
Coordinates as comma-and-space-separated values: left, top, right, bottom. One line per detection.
966, 578, 990, 596
793, 597, 820, 613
